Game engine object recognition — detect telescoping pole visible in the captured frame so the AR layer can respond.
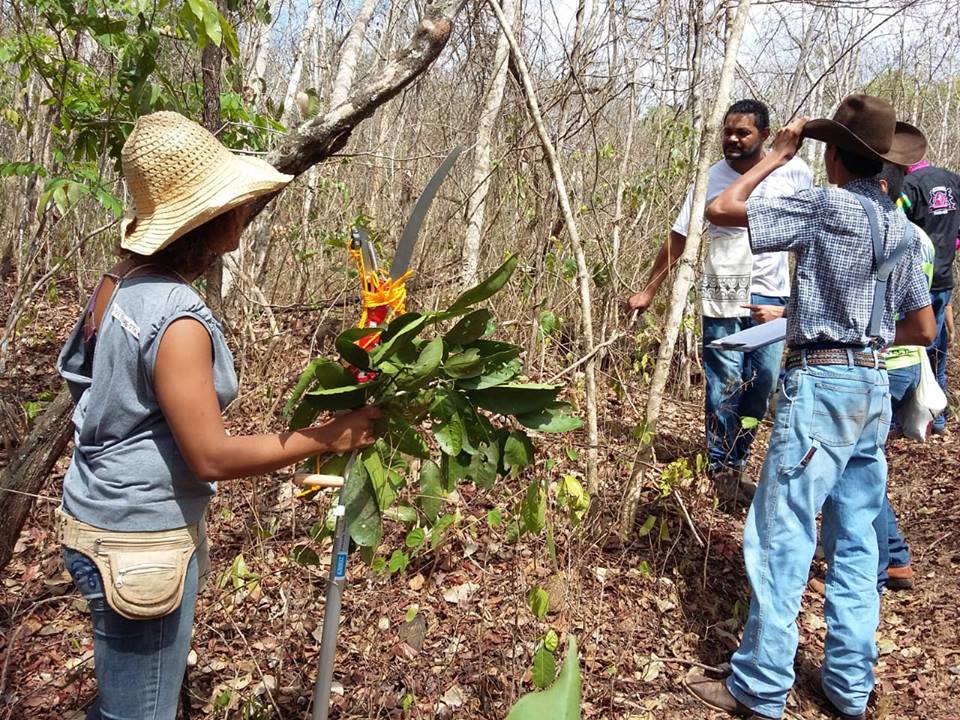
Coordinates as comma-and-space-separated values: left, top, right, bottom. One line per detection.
307, 452, 357, 720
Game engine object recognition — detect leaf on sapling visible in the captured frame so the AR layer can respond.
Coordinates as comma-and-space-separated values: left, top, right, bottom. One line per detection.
445, 308, 493, 345
443, 452, 472, 492
449, 254, 518, 313
532, 644, 558, 689
418, 460, 444, 522
503, 430, 535, 471
515, 403, 583, 433
521, 480, 546, 535
527, 585, 549, 619
468, 441, 500, 490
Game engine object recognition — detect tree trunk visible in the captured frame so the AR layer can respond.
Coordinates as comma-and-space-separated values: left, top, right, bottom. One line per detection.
617, 0, 753, 540
0, 0, 466, 571
461, 0, 517, 288
0, 388, 73, 571
329, 0, 381, 108
487, 0, 600, 493
282, 0, 325, 125
202, 4, 225, 316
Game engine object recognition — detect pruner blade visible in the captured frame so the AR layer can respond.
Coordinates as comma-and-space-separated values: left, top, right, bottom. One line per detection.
389, 145, 465, 280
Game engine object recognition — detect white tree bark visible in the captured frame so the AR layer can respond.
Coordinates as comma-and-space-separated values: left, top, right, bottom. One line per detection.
617, 0, 753, 539
460, 0, 517, 288
487, 0, 600, 493
243, 0, 282, 108
329, 0, 381, 108
282, 0, 325, 125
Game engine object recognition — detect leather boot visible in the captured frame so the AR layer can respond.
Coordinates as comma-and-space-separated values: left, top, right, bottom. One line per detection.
886, 564, 914, 590
684, 672, 778, 719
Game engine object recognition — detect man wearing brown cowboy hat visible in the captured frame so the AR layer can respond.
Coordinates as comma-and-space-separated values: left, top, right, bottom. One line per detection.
684, 95, 936, 720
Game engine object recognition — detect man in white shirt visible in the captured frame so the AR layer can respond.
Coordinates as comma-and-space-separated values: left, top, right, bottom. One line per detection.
627, 100, 813, 499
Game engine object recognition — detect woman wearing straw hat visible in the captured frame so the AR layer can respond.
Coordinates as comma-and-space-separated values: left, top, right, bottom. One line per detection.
55, 111, 381, 720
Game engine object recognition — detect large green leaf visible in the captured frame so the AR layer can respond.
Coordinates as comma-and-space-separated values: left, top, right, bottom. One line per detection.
442, 451, 472, 491
362, 448, 396, 511
445, 308, 492, 345
304, 384, 369, 411
430, 390, 464, 455
342, 458, 382, 547
464, 339, 521, 367
335, 327, 378, 370
418, 460, 444, 523
468, 441, 500, 489
288, 397, 322, 431
448, 254, 518, 313
506, 637, 581, 720
284, 359, 355, 418
532, 644, 557, 689
371, 313, 427, 364
515, 403, 583, 433
503, 430, 535, 470
382, 415, 430, 459
455, 359, 522, 391
403, 336, 443, 385
444, 348, 486, 379
468, 383, 560, 416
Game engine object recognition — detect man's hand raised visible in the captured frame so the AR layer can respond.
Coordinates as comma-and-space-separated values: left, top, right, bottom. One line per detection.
771, 117, 809, 161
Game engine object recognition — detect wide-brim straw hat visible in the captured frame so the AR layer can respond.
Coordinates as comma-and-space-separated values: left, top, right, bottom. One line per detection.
801, 94, 926, 167
120, 111, 293, 256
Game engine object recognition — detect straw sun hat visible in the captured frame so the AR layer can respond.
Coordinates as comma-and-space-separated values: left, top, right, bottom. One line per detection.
120, 111, 293, 256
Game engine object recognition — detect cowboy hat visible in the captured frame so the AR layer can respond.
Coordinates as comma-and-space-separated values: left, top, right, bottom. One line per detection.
801, 94, 926, 166
120, 111, 293, 256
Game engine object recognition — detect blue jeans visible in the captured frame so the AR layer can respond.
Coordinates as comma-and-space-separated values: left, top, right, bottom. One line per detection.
63, 547, 199, 720
928, 288, 952, 431
874, 364, 919, 588
727, 359, 890, 718
702, 294, 787, 470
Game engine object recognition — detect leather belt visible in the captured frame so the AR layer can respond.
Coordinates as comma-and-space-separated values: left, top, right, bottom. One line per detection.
785, 349, 884, 371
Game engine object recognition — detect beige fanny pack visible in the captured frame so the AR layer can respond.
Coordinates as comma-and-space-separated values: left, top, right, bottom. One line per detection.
57, 508, 208, 620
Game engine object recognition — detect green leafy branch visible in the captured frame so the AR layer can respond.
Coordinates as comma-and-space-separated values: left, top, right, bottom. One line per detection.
285, 254, 583, 556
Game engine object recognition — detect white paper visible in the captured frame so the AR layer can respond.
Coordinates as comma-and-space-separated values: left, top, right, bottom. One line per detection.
707, 317, 787, 352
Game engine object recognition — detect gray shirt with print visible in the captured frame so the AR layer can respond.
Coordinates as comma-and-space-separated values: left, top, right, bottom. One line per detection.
57, 274, 238, 531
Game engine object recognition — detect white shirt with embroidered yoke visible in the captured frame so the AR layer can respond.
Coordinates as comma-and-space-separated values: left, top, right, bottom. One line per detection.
672, 155, 813, 318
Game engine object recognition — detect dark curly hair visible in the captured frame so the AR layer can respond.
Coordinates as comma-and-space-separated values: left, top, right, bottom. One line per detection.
121, 209, 242, 276
724, 99, 770, 131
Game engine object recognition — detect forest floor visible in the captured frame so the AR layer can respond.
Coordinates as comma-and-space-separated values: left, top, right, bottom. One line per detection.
1, 279, 958, 720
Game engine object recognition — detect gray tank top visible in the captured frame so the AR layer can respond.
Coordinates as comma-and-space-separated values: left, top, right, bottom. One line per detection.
57, 271, 238, 531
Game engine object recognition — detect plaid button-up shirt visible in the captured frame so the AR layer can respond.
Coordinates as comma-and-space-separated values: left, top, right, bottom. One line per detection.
746, 177, 930, 348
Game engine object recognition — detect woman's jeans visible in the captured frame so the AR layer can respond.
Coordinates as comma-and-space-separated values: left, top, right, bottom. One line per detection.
928, 288, 952, 431
727, 359, 890, 718
63, 546, 198, 720
701, 294, 787, 471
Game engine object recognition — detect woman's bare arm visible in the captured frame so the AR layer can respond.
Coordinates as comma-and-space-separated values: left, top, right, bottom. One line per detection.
155, 318, 380, 482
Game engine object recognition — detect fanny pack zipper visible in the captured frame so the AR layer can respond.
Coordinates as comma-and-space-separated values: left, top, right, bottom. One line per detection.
115, 562, 179, 588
